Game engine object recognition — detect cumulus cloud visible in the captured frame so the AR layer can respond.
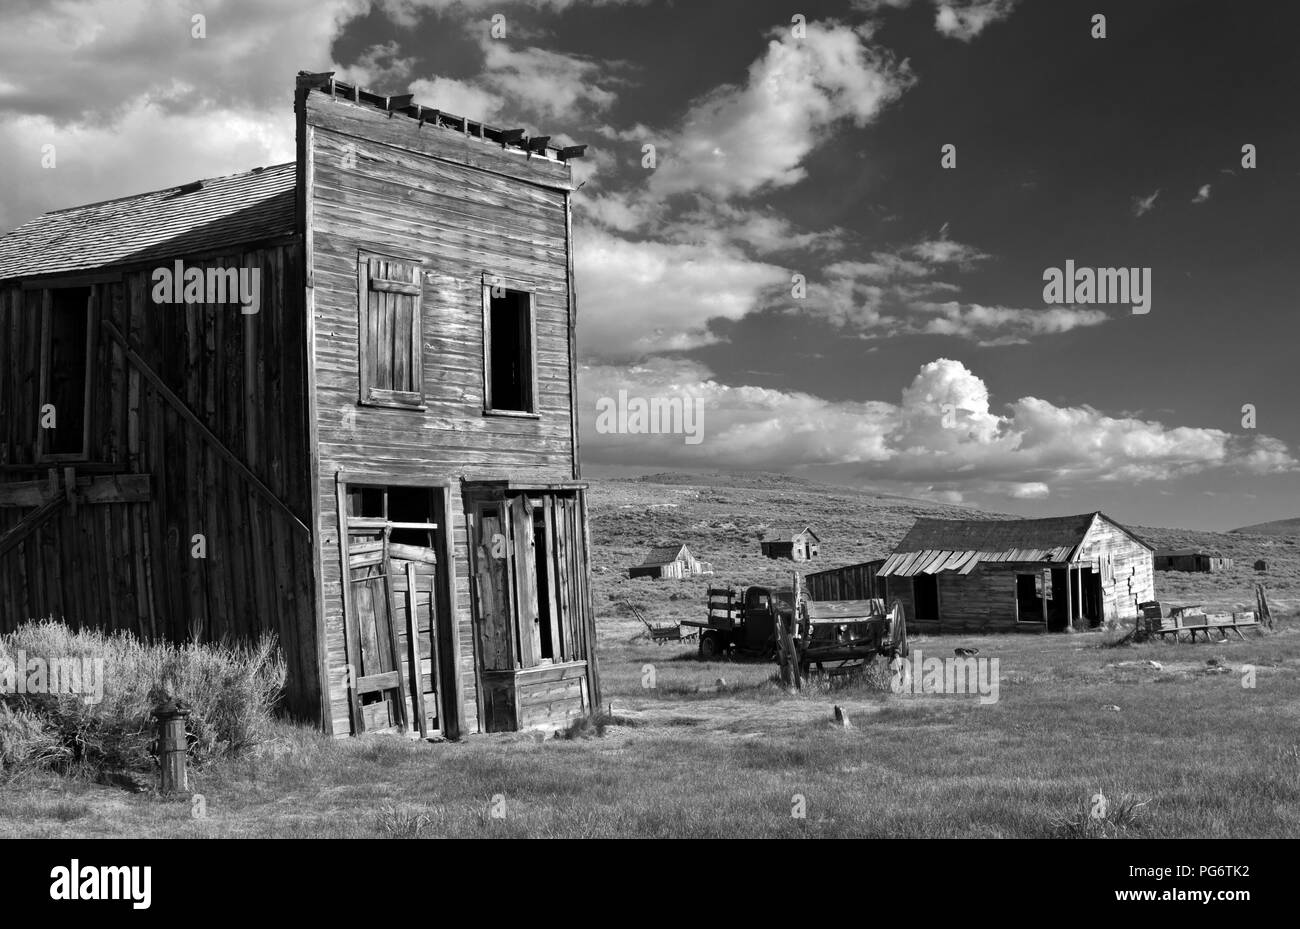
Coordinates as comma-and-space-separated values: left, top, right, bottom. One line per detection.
933, 0, 1019, 40
375, 0, 647, 29
799, 233, 1107, 343
646, 21, 914, 199
0, 0, 366, 228
406, 76, 506, 122
579, 357, 1297, 496
575, 228, 789, 359
477, 38, 621, 120
855, 0, 1019, 40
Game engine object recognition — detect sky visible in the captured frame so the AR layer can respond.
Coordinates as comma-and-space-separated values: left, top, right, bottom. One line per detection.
0, 0, 1296, 530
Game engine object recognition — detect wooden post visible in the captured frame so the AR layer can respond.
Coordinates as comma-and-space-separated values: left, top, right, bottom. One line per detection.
153, 699, 192, 793
1041, 568, 1048, 626
406, 562, 428, 739
1065, 563, 1074, 632
1075, 565, 1083, 627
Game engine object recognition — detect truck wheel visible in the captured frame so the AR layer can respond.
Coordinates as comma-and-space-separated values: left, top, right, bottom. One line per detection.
699, 632, 722, 660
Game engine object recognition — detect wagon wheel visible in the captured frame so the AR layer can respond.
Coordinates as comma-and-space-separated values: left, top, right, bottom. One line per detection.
889, 600, 910, 659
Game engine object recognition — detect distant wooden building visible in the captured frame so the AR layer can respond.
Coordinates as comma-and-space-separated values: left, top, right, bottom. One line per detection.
876, 512, 1155, 633
628, 543, 712, 579
0, 72, 600, 739
761, 525, 820, 561
1154, 549, 1233, 573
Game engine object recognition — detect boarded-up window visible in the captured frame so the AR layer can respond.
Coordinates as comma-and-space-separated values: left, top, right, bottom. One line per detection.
358, 252, 424, 409
40, 286, 93, 459
482, 279, 535, 414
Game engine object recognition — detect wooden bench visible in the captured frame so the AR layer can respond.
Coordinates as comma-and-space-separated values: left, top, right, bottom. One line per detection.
1142, 603, 1259, 642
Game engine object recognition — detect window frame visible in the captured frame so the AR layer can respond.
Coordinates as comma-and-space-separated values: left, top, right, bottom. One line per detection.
357, 248, 427, 411
37, 285, 96, 463
480, 272, 539, 418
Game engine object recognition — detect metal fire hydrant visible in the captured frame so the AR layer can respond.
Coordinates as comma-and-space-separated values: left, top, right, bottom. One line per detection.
153, 698, 192, 793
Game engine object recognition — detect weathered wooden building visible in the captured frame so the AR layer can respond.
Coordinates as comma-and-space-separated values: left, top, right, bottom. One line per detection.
761, 525, 820, 562
804, 558, 886, 602
627, 543, 712, 579
876, 512, 1154, 633
0, 72, 600, 739
1154, 549, 1233, 573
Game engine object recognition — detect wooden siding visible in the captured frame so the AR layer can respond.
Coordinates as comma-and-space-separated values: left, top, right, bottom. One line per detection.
805, 560, 884, 601
301, 92, 582, 736
1076, 516, 1154, 621
0, 243, 319, 719
885, 516, 1154, 633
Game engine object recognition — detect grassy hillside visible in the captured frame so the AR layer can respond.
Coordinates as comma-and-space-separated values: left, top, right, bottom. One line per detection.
586, 473, 1300, 626
1231, 516, 1300, 537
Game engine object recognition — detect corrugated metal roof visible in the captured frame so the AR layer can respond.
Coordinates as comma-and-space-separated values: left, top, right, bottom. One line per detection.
878, 512, 1149, 577
0, 162, 296, 282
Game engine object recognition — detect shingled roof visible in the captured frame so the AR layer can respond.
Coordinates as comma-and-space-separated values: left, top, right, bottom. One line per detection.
640, 544, 690, 566
879, 511, 1151, 577
0, 162, 295, 282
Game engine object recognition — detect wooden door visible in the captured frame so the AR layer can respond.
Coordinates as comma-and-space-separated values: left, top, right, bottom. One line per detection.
346, 534, 408, 734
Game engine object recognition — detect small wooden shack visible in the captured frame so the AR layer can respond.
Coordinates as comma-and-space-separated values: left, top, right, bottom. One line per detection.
761, 525, 820, 561
628, 543, 712, 579
877, 512, 1155, 633
0, 72, 599, 739
1154, 549, 1233, 573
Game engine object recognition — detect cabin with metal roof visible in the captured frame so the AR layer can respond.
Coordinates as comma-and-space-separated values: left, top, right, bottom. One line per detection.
875, 512, 1154, 633
1153, 548, 1233, 573
0, 71, 598, 740
628, 543, 712, 579
760, 525, 820, 562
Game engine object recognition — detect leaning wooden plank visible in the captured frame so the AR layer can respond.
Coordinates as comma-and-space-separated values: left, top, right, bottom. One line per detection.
0, 496, 68, 560
100, 319, 310, 535
405, 563, 428, 738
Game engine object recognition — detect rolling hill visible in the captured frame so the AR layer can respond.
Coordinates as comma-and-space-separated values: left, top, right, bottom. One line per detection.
1231, 517, 1300, 537
585, 473, 1300, 623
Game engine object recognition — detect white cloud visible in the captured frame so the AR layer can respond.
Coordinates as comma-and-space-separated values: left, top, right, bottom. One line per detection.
0, 0, 366, 229
1132, 189, 1160, 217
336, 40, 417, 89
376, 0, 646, 28
855, 0, 1019, 40
933, 0, 1019, 40
574, 228, 789, 359
478, 39, 620, 120
646, 21, 914, 199
1192, 183, 1212, 204
406, 76, 506, 122
579, 357, 1298, 495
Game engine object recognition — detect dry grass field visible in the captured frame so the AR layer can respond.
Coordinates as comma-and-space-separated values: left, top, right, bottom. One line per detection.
3, 473, 1297, 838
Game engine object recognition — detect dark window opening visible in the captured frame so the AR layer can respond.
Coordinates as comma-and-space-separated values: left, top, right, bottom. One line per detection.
487, 288, 533, 412
1016, 573, 1043, 621
533, 509, 554, 660
347, 486, 386, 519
44, 286, 92, 457
912, 574, 939, 621
388, 486, 436, 547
